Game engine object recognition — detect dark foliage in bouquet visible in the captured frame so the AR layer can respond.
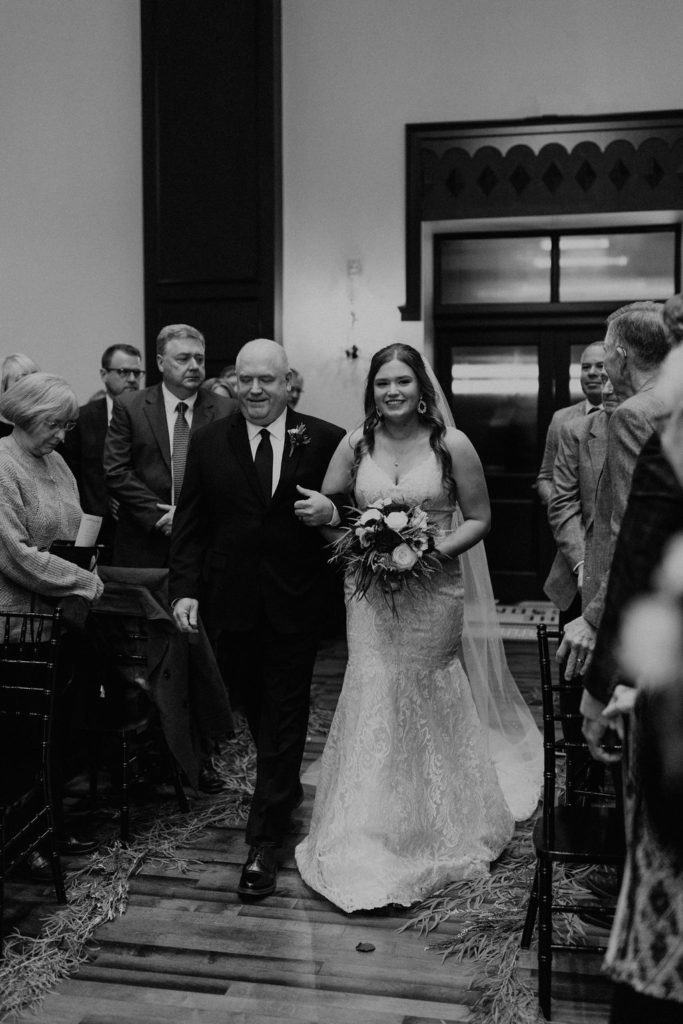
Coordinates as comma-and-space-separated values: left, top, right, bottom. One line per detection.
330, 498, 441, 615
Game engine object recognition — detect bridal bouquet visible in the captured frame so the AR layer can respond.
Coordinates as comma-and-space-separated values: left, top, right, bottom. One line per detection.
331, 498, 441, 613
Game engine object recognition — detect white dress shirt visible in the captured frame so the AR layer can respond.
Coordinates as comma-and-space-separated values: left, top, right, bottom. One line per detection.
245, 408, 288, 496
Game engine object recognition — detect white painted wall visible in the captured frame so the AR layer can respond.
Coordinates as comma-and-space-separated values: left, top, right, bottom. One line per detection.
1, 1, 681, 419
282, 0, 683, 428
0, 0, 143, 402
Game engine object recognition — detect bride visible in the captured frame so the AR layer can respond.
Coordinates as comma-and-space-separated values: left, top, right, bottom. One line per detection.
295, 343, 542, 912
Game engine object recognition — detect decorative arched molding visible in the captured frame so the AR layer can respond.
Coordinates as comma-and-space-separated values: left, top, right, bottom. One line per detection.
401, 111, 683, 320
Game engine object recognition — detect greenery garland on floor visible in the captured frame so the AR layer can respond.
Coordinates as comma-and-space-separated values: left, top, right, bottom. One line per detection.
401, 816, 598, 1024
0, 718, 256, 1022
0, 692, 336, 1023
1, 679, 600, 1024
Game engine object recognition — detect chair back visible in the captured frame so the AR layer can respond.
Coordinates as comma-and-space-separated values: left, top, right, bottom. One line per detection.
0, 608, 62, 872
537, 624, 613, 829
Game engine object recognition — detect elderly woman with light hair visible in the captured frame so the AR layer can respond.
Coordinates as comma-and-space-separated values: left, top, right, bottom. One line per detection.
0, 374, 104, 874
0, 373, 103, 615
0, 351, 40, 436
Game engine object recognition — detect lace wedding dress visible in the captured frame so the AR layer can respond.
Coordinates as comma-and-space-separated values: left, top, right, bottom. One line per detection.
295, 452, 539, 912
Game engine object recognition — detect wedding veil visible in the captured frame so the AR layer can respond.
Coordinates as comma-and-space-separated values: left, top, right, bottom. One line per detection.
425, 360, 542, 821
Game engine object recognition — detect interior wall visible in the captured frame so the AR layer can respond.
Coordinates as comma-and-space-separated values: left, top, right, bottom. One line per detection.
0, 0, 143, 403
282, 0, 683, 428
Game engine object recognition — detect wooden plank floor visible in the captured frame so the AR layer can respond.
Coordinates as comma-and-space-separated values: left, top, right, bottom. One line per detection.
3, 636, 612, 1024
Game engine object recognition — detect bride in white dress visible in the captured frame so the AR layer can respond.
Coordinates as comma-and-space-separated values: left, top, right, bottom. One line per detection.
295, 344, 542, 912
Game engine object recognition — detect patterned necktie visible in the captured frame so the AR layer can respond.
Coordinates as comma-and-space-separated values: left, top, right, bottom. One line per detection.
172, 401, 190, 503
254, 427, 273, 501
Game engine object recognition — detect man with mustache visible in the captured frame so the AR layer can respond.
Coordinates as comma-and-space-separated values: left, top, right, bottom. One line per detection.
104, 324, 233, 568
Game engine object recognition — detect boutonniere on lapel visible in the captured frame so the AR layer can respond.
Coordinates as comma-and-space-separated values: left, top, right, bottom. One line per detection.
287, 422, 311, 457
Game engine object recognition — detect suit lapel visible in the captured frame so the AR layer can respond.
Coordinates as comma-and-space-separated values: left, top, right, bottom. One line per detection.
94, 398, 108, 447
191, 390, 213, 434
144, 385, 171, 472
587, 413, 608, 488
273, 410, 304, 503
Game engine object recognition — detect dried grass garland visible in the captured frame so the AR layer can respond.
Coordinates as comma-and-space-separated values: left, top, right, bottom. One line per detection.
0, 717, 256, 1021
401, 815, 598, 1024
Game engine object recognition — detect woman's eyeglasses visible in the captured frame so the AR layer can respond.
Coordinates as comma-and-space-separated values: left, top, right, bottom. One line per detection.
43, 419, 77, 432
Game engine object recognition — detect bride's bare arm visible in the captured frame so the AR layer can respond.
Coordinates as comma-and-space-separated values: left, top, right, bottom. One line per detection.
293, 432, 357, 536
317, 432, 358, 541
435, 428, 491, 559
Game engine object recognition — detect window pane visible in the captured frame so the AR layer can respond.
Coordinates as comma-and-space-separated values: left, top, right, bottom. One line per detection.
450, 345, 539, 472
559, 232, 675, 302
440, 237, 551, 304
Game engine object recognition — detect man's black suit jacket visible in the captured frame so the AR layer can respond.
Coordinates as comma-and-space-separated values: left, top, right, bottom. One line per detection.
169, 409, 345, 638
584, 430, 683, 705
63, 396, 108, 515
104, 384, 234, 568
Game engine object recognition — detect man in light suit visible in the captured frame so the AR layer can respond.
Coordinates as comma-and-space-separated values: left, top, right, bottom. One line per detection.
103, 324, 233, 569
535, 341, 605, 507
63, 343, 144, 556
170, 338, 344, 899
544, 375, 613, 615
581, 294, 683, 760
557, 302, 671, 683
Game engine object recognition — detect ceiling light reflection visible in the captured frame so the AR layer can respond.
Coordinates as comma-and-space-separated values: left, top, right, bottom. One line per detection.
452, 362, 538, 396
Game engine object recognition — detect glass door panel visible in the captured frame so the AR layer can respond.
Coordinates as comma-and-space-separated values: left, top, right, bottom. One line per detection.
437, 324, 605, 602
451, 346, 539, 473
439, 236, 552, 304
559, 231, 676, 302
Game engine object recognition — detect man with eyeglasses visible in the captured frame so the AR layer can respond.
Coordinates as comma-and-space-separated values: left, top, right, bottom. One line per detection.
63, 344, 144, 559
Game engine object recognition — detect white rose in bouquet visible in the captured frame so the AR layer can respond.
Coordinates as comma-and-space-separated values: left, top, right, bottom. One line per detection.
391, 542, 419, 571
385, 511, 409, 532
358, 508, 383, 526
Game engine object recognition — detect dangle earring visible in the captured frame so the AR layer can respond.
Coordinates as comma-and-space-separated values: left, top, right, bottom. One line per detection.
417, 397, 427, 415
375, 406, 383, 421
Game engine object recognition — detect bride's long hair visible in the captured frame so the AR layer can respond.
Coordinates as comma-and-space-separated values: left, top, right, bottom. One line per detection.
351, 344, 456, 500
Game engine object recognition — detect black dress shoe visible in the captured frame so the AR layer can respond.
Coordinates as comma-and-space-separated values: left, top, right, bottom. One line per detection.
237, 845, 277, 898
198, 762, 226, 794
23, 850, 55, 882
57, 834, 99, 855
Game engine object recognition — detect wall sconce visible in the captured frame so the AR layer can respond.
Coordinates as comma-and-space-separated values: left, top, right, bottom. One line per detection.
346, 258, 362, 361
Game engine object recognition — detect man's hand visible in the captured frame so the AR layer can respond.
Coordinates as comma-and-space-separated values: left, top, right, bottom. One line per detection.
173, 597, 199, 634
294, 485, 337, 527
556, 615, 597, 680
582, 713, 623, 764
155, 503, 175, 536
602, 683, 637, 742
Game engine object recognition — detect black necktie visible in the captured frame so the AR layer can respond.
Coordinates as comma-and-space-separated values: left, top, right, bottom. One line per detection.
172, 401, 190, 502
254, 427, 273, 500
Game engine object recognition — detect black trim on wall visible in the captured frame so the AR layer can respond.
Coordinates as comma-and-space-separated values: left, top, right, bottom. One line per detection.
402, 110, 683, 321
140, 0, 282, 379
